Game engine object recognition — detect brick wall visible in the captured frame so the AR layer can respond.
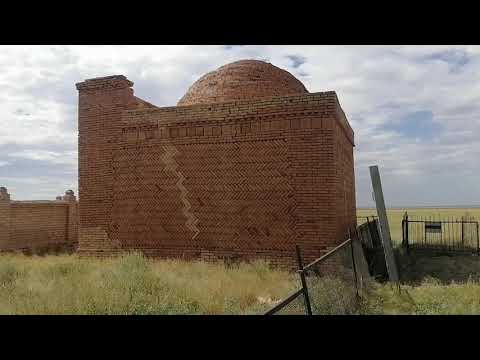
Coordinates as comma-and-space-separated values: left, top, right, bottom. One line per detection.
334, 119, 357, 242
0, 188, 78, 253
77, 75, 356, 269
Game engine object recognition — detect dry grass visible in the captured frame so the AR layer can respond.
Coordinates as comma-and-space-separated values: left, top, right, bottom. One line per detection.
2, 251, 480, 314
3, 207, 480, 315
359, 250, 480, 314
397, 251, 480, 284
361, 278, 480, 315
0, 252, 298, 315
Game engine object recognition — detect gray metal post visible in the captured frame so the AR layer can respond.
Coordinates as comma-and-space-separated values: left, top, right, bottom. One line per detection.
369, 165, 399, 283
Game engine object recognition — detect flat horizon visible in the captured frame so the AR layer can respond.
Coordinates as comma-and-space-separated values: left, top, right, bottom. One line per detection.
358, 204, 480, 209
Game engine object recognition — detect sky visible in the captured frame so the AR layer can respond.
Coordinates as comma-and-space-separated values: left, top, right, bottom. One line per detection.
0, 45, 479, 207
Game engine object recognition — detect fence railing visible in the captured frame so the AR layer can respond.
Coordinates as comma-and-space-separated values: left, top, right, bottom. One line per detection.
402, 212, 480, 254
262, 245, 313, 316
264, 242, 358, 315
357, 215, 378, 221
264, 219, 380, 315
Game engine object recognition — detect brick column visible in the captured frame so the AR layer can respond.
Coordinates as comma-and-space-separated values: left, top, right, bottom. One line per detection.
333, 104, 356, 243
76, 75, 136, 254
61, 190, 78, 248
0, 187, 11, 249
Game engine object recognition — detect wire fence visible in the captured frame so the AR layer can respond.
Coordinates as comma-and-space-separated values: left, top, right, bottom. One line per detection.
264, 218, 381, 315
264, 288, 306, 315
302, 238, 361, 315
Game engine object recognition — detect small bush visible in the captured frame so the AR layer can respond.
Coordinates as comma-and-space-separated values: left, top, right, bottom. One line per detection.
308, 276, 359, 315
0, 262, 21, 287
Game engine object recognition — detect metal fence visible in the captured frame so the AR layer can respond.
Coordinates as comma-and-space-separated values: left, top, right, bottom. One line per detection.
263, 287, 306, 315
264, 220, 380, 315
264, 241, 359, 315
304, 237, 366, 315
263, 247, 313, 315
356, 215, 378, 223
402, 212, 480, 254
356, 217, 388, 281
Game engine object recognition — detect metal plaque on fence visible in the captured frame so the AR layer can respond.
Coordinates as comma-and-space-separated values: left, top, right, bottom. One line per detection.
425, 221, 442, 233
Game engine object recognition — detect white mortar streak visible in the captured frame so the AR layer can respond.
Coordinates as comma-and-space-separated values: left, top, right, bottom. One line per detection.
161, 144, 200, 239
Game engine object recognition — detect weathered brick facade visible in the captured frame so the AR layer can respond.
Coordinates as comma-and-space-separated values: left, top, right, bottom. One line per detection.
0, 188, 78, 253
76, 60, 356, 268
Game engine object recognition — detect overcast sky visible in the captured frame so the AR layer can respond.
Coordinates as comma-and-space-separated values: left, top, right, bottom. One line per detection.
0, 45, 479, 207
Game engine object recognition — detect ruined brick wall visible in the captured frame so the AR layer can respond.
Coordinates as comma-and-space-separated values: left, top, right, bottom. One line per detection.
0, 188, 78, 252
77, 75, 355, 269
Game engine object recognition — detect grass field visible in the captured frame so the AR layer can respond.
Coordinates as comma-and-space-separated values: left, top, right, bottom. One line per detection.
357, 208, 480, 244
1, 250, 480, 314
0, 207, 479, 315
362, 279, 480, 315
0, 253, 294, 315
362, 251, 480, 315
1, 251, 480, 315
0, 252, 363, 315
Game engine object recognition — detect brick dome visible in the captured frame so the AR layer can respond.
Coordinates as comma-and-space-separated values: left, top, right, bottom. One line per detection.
177, 59, 308, 106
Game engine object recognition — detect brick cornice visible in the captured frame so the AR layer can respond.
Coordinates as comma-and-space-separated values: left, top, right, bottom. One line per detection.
121, 91, 354, 145
76, 75, 133, 92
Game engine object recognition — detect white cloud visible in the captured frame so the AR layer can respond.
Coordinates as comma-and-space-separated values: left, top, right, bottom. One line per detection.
0, 45, 479, 206
8, 149, 77, 165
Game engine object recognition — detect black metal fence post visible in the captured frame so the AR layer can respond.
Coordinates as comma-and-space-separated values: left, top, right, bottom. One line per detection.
405, 213, 409, 254
477, 222, 479, 256
295, 245, 312, 315
402, 212, 409, 253
366, 217, 371, 246
401, 218, 405, 246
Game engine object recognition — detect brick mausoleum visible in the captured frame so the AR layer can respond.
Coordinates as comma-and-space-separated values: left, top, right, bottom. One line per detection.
76, 59, 356, 268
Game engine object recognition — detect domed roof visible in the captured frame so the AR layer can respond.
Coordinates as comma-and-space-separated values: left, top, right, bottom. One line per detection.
177, 59, 308, 106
